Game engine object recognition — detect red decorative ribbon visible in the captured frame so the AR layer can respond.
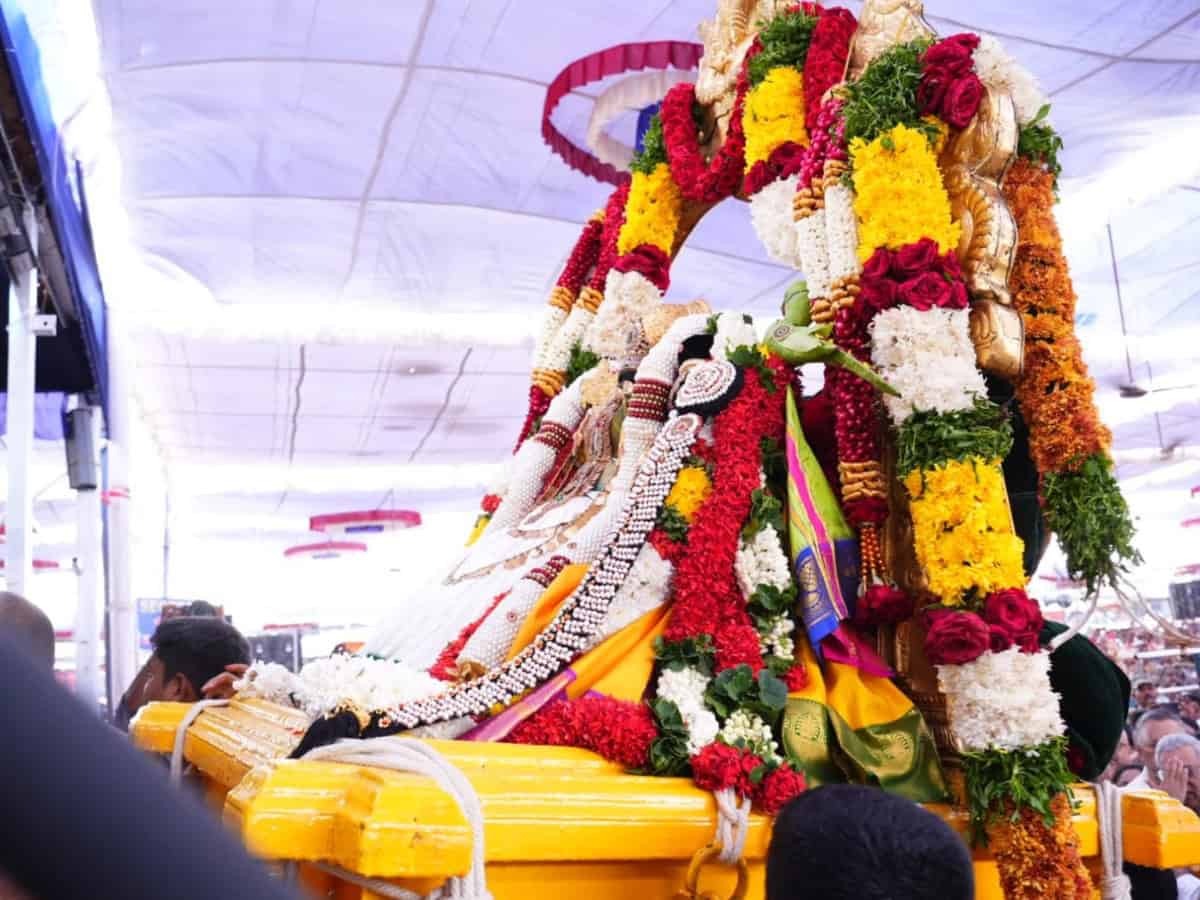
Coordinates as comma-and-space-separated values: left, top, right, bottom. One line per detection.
542, 41, 704, 186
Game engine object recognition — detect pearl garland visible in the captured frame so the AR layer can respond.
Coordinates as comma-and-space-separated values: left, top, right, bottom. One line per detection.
387, 412, 703, 730
457, 556, 570, 673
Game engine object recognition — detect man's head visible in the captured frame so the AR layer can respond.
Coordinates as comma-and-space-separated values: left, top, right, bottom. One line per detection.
121, 617, 250, 720
1133, 708, 1191, 770
0, 592, 53, 670
1135, 679, 1157, 709
767, 785, 973, 900
1180, 692, 1200, 723
1155, 733, 1200, 812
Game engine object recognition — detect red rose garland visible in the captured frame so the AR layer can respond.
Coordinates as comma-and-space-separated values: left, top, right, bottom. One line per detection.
918, 34, 985, 129
664, 357, 788, 651
507, 695, 659, 769
661, 80, 748, 204
590, 181, 631, 294
803, 8, 857, 132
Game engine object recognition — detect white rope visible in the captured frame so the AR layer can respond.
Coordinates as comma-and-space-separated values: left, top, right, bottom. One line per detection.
170, 699, 229, 785
302, 737, 492, 900
1117, 577, 1195, 643
712, 788, 752, 866
1050, 589, 1100, 651
312, 862, 426, 900
1096, 781, 1133, 900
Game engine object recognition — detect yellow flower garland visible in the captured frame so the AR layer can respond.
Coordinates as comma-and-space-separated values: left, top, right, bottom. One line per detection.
665, 466, 712, 523
850, 123, 960, 262
742, 67, 809, 171
617, 162, 682, 256
903, 457, 1026, 605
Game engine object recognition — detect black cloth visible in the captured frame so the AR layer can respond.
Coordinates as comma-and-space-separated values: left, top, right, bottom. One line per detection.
0, 638, 298, 900
1126, 863, 1178, 899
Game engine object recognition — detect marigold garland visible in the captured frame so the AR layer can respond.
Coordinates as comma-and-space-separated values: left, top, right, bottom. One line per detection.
617, 162, 683, 256
903, 457, 1026, 605
986, 794, 1092, 900
743, 66, 809, 171
850, 123, 960, 262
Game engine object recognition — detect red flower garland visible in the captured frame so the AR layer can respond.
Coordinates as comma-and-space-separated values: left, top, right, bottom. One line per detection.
660, 79, 748, 204
691, 742, 807, 812
507, 695, 659, 769
613, 243, 672, 291
589, 182, 631, 293
664, 358, 788, 649
804, 8, 857, 132
428, 591, 508, 682
918, 34, 985, 129
515, 386, 553, 452
556, 216, 604, 294
744, 141, 808, 197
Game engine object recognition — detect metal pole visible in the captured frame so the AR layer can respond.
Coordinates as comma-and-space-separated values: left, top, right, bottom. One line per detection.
104, 310, 137, 706
5, 205, 38, 598
74, 406, 103, 710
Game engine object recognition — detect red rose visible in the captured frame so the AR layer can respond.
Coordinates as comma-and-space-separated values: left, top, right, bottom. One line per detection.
988, 625, 1013, 654
917, 69, 951, 117
1016, 630, 1043, 655
898, 272, 953, 311
692, 742, 743, 791
894, 238, 942, 278
613, 244, 672, 292
946, 280, 969, 310
924, 610, 990, 666
855, 585, 914, 626
940, 250, 963, 280
856, 275, 898, 318
759, 764, 807, 815
982, 589, 1043, 638
943, 73, 985, 129
923, 34, 981, 77
861, 247, 894, 281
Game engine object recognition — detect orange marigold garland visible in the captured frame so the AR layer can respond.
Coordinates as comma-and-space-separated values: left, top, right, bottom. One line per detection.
1004, 158, 1140, 591
987, 794, 1092, 900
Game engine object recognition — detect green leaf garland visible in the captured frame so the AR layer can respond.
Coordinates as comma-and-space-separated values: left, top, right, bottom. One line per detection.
896, 399, 1014, 477
842, 39, 940, 149
748, 10, 819, 87
962, 737, 1076, 846
630, 114, 667, 176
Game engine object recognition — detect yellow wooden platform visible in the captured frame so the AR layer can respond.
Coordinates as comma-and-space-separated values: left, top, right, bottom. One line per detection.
133, 699, 1200, 899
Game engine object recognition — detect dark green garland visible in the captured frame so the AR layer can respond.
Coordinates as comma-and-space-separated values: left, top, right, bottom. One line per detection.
748, 10, 819, 86
564, 342, 600, 387
896, 399, 1014, 477
1017, 105, 1064, 193
841, 39, 939, 149
630, 114, 667, 176
962, 737, 1076, 846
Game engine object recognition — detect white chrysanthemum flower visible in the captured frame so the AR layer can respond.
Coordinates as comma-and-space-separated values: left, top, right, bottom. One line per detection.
713, 312, 759, 357
937, 648, 1065, 752
584, 269, 662, 360
870, 307, 987, 424
750, 175, 804, 267
736, 526, 791, 599
657, 666, 710, 711
687, 709, 721, 756
974, 34, 1050, 126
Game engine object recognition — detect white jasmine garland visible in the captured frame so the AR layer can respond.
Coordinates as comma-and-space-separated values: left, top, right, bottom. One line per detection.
236, 657, 443, 722
761, 614, 795, 659
713, 312, 759, 358
750, 175, 804, 267
869, 306, 987, 424
795, 210, 833, 299
533, 304, 570, 370
735, 526, 791, 599
656, 665, 719, 756
937, 648, 1065, 752
720, 709, 781, 764
823, 183, 861, 283
543, 306, 595, 372
584, 269, 662, 361
973, 34, 1049, 126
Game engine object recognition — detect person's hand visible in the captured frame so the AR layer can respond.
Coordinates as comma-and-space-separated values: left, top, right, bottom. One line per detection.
201, 664, 249, 700
1161, 758, 1190, 804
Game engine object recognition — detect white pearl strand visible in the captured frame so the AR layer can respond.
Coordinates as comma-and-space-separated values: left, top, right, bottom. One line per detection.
391, 413, 703, 729
489, 380, 586, 531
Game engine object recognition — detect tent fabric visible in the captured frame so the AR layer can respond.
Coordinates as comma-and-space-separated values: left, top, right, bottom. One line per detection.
7, 0, 1200, 612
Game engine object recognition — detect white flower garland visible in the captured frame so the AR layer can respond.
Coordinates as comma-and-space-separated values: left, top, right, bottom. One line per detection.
542, 305, 595, 373
823, 183, 861, 283
735, 526, 791, 599
936, 648, 1065, 752
749, 175, 803, 267
533, 304, 570, 370
656, 665, 720, 756
712, 312, 759, 358
973, 34, 1049, 127
584, 269, 662, 361
720, 709, 782, 764
795, 210, 833, 300
236, 657, 442, 722
869, 306, 987, 424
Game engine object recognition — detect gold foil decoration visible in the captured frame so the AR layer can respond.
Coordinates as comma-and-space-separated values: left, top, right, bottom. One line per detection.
969, 299, 1024, 380
849, 0, 935, 80
696, 0, 758, 105
642, 299, 712, 347
940, 86, 1019, 306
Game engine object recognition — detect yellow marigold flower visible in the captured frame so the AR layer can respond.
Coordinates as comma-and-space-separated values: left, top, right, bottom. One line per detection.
904, 457, 1025, 605
850, 123, 960, 263
665, 466, 712, 523
618, 162, 682, 256
743, 67, 809, 170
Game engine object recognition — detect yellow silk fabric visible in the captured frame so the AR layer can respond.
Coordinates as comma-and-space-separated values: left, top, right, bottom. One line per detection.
505, 563, 666, 703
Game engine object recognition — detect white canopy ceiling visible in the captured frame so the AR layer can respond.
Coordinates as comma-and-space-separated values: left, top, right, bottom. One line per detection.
11, 0, 1200, 625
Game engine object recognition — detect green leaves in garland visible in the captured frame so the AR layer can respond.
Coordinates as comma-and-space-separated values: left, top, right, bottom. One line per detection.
1042, 453, 1141, 593
741, 488, 785, 542
748, 10, 819, 87
727, 345, 778, 394
961, 737, 1076, 846
630, 114, 667, 176
648, 698, 692, 776
654, 635, 715, 676
1017, 105, 1064, 192
842, 39, 940, 149
704, 665, 788, 727
656, 503, 691, 544
896, 399, 1014, 477
564, 342, 600, 387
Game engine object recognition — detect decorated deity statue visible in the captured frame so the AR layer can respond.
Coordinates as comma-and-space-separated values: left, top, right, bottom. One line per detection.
236, 3, 1146, 897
